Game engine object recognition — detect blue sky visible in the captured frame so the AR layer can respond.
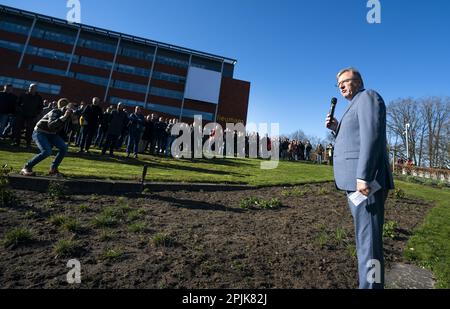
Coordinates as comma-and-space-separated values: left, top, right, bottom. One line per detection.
2, 0, 449, 139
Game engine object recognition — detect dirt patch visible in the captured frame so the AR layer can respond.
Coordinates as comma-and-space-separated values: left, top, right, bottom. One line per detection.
0, 183, 434, 288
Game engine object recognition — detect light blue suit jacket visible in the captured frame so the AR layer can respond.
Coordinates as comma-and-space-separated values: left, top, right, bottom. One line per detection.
333, 89, 394, 192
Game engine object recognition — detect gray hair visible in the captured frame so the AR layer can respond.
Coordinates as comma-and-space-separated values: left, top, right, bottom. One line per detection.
337, 67, 364, 88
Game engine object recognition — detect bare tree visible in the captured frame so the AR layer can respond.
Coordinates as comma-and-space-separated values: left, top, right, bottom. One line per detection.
388, 96, 449, 168
387, 98, 423, 164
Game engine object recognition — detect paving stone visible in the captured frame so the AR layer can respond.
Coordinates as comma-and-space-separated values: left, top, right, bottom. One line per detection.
386, 263, 436, 289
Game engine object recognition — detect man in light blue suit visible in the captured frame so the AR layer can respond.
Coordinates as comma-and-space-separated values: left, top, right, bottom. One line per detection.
326, 67, 394, 289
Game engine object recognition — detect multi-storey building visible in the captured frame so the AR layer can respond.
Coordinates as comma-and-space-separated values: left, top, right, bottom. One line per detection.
0, 4, 250, 125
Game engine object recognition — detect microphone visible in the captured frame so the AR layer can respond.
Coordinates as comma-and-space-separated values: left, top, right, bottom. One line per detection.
329, 97, 338, 120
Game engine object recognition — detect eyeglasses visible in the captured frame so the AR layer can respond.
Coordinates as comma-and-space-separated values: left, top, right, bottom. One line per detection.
335, 78, 357, 88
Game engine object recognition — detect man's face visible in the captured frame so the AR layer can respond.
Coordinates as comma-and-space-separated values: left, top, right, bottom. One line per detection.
337, 71, 361, 100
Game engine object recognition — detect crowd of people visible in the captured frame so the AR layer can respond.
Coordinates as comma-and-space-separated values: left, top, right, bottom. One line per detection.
279, 137, 334, 165
1, 83, 336, 175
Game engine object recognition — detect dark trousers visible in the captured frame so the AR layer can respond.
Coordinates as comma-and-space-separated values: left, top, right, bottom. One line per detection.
14, 116, 36, 146
80, 125, 97, 151
102, 134, 119, 155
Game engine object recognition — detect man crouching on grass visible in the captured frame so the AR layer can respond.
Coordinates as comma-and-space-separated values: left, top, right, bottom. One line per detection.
20, 98, 74, 177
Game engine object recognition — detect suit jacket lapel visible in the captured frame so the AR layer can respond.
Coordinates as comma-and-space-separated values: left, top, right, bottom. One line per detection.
335, 90, 364, 136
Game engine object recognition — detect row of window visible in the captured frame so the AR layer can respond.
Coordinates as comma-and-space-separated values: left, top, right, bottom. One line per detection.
120, 46, 154, 61
32, 26, 77, 46
29, 65, 74, 78
26, 45, 75, 62
0, 17, 233, 75
0, 39, 23, 52
150, 86, 184, 100
75, 73, 109, 87
74, 73, 183, 100
109, 97, 213, 121
152, 71, 186, 84
78, 55, 113, 71
0, 20, 30, 35
0, 75, 61, 95
77, 37, 118, 54
156, 55, 189, 69
22, 60, 186, 100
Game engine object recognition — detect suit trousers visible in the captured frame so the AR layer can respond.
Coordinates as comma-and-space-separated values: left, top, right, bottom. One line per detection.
347, 189, 388, 289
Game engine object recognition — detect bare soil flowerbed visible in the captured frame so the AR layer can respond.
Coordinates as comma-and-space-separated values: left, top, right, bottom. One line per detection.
0, 183, 433, 288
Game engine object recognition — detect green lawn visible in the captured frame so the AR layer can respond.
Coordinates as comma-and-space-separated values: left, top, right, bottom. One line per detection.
396, 181, 450, 288
0, 146, 334, 186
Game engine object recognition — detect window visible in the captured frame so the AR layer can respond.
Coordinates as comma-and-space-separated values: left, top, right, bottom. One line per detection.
0, 75, 61, 95
29, 65, 74, 77
191, 56, 222, 72
115, 63, 150, 77
78, 56, 113, 71
109, 96, 213, 121
32, 24, 77, 45
0, 20, 30, 35
78, 36, 117, 54
113, 80, 147, 94
150, 86, 184, 100
0, 39, 24, 52
120, 45, 155, 61
181, 108, 213, 121
110, 97, 146, 108
75, 73, 109, 86
152, 71, 186, 84
26, 45, 76, 62
156, 55, 189, 69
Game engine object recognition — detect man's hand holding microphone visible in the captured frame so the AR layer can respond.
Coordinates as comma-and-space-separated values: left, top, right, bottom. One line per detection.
325, 97, 339, 132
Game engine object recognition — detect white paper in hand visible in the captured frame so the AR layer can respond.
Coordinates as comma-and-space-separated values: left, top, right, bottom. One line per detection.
349, 180, 381, 207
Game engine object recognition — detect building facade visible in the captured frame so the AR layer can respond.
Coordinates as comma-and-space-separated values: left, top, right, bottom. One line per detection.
0, 4, 250, 125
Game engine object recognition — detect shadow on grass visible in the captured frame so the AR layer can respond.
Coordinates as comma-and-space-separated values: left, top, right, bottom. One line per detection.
1, 143, 246, 178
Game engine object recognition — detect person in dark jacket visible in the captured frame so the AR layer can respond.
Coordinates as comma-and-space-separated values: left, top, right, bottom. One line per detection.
0, 84, 18, 138
141, 114, 154, 154
126, 106, 145, 158
20, 98, 73, 177
101, 103, 127, 157
13, 84, 43, 148
79, 97, 103, 153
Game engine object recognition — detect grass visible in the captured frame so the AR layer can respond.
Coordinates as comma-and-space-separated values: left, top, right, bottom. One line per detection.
395, 180, 450, 288
49, 214, 68, 226
239, 197, 282, 209
281, 187, 311, 197
0, 146, 333, 186
152, 233, 174, 247
128, 221, 147, 233
53, 239, 82, 257
103, 248, 124, 260
3, 227, 33, 248
383, 221, 397, 239
62, 219, 84, 234
100, 229, 116, 242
